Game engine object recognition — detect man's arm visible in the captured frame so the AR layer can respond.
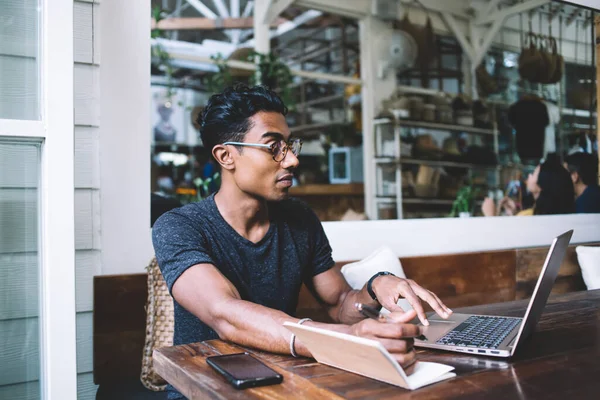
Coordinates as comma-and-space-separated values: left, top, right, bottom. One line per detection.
172, 263, 354, 357
311, 267, 453, 326
173, 263, 421, 367
308, 267, 379, 325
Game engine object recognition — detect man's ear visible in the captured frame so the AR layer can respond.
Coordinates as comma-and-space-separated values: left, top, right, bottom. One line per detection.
212, 145, 235, 170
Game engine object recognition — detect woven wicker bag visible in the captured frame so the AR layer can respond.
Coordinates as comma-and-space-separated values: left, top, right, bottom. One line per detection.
140, 257, 174, 391
518, 32, 543, 82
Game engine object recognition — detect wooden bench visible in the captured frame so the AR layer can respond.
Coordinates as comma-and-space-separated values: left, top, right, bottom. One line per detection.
93, 243, 595, 391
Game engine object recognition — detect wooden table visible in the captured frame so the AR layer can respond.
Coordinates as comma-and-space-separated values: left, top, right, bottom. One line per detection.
154, 290, 600, 399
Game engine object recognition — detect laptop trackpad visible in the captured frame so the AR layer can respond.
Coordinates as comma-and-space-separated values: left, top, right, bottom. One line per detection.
419, 320, 459, 341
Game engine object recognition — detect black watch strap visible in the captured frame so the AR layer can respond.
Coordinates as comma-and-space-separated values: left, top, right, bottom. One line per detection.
367, 271, 395, 301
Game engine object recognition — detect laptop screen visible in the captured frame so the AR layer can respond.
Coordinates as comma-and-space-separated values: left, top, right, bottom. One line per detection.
510, 230, 573, 354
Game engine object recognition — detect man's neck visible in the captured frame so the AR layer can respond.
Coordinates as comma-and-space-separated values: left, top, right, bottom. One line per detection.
574, 183, 588, 198
214, 185, 271, 243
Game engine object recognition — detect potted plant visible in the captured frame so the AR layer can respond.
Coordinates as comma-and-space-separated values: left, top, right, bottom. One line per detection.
207, 53, 234, 94
248, 51, 295, 109
194, 173, 221, 202
449, 185, 478, 217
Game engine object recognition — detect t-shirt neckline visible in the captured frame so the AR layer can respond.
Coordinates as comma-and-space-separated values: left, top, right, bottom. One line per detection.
207, 193, 276, 247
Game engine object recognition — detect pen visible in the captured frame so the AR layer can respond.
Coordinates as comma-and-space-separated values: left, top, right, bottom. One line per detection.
355, 302, 428, 341
355, 302, 392, 322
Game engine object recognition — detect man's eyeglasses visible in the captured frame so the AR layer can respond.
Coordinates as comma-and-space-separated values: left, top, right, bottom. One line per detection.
223, 138, 303, 162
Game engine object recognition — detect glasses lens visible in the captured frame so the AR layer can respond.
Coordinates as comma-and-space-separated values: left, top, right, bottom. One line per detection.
272, 139, 302, 162
272, 141, 285, 162
291, 139, 302, 156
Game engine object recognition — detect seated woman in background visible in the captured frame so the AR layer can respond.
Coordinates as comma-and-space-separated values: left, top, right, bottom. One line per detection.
483, 154, 575, 216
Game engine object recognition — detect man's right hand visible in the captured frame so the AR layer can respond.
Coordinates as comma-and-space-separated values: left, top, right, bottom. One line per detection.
349, 310, 421, 370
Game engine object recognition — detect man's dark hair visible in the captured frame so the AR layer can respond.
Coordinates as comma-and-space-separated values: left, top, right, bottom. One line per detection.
565, 152, 599, 186
198, 84, 288, 151
535, 154, 575, 215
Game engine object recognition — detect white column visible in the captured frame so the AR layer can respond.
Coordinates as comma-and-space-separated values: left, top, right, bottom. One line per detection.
99, 0, 154, 274
360, 16, 397, 219
42, 0, 76, 397
253, 0, 271, 54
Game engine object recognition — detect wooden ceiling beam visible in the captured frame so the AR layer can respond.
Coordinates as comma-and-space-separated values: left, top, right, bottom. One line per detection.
152, 15, 341, 31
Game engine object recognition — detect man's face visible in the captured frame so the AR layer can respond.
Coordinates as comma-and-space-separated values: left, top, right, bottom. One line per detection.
231, 111, 299, 201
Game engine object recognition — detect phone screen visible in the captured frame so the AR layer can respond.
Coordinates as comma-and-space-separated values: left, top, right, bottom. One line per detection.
206, 353, 282, 383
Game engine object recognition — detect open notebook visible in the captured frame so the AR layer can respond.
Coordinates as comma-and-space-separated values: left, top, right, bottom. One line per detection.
284, 322, 455, 390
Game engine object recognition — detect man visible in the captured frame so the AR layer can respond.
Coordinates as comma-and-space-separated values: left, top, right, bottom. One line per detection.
152, 85, 452, 399
564, 152, 600, 214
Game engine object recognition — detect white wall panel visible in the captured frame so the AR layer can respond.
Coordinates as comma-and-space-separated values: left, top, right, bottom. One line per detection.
77, 372, 98, 400
92, 189, 102, 249
75, 250, 100, 312
73, 3, 101, 399
75, 127, 100, 189
75, 189, 101, 251
75, 190, 93, 250
74, 1, 99, 64
76, 313, 93, 373
99, 0, 153, 274
74, 64, 100, 127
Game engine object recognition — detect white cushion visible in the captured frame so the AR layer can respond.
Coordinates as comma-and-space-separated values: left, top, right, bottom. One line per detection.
340, 246, 412, 313
576, 246, 600, 290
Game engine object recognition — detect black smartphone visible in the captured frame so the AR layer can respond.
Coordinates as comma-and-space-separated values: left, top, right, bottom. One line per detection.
206, 352, 283, 390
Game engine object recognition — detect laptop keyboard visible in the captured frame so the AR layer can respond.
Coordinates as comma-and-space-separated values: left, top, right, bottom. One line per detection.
436, 316, 521, 349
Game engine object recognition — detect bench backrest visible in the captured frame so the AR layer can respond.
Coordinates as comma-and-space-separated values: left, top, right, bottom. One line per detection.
94, 273, 148, 385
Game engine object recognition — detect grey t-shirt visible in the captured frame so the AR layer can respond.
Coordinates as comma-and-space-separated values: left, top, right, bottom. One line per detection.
152, 193, 334, 399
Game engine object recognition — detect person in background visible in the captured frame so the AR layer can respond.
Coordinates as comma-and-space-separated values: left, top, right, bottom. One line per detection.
564, 152, 600, 214
483, 154, 575, 216
151, 164, 182, 227
152, 85, 452, 400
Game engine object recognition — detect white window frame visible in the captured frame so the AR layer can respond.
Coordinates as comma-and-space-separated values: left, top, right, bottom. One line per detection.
0, 0, 76, 399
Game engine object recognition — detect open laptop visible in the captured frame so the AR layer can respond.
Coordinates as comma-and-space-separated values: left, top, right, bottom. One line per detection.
414, 230, 573, 358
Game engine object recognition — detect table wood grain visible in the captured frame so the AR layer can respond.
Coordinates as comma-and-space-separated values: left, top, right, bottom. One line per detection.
154, 290, 600, 399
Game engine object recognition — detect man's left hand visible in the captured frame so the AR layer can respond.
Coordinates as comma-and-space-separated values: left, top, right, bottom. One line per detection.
372, 276, 452, 326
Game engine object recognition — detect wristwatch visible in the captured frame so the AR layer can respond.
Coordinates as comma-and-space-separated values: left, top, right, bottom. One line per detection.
367, 271, 395, 301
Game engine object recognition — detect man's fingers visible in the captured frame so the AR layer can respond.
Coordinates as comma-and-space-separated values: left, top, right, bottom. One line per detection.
393, 349, 417, 369
388, 309, 417, 323
378, 338, 414, 353
412, 285, 449, 319
429, 291, 453, 315
383, 301, 405, 314
360, 319, 422, 339
398, 283, 428, 326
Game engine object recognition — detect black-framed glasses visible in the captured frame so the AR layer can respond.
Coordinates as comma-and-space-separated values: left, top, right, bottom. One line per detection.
223, 138, 303, 162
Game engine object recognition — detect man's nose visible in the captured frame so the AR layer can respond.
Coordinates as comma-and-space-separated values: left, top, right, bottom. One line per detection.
281, 148, 299, 169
